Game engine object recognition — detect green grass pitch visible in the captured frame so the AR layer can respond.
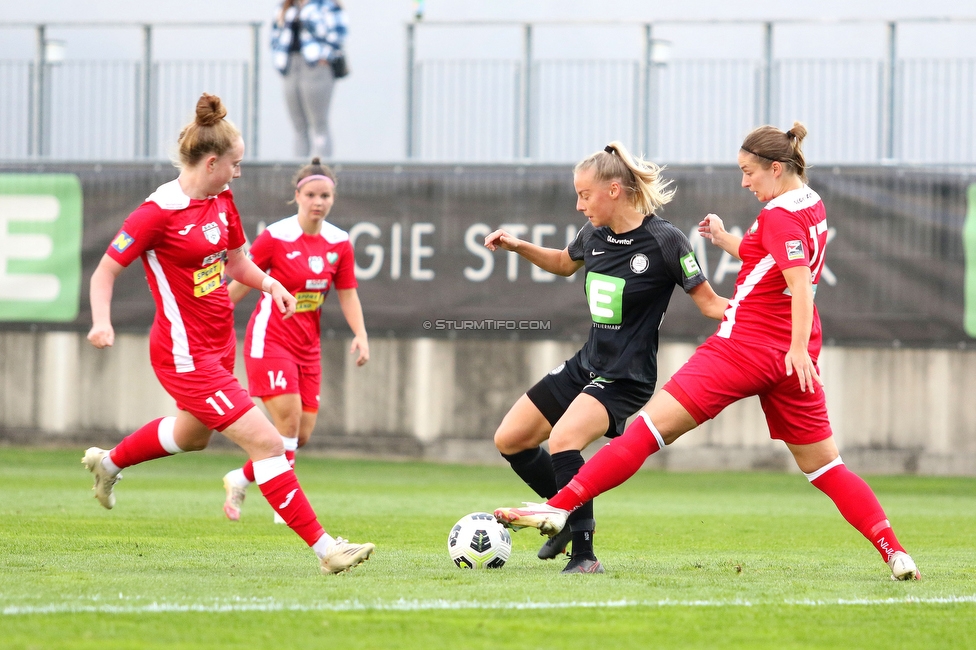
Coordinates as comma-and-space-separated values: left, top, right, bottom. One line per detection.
1, 447, 974, 649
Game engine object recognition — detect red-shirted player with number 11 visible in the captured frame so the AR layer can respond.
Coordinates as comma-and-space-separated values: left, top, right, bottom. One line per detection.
221, 158, 368, 522
494, 122, 920, 582
83, 94, 373, 575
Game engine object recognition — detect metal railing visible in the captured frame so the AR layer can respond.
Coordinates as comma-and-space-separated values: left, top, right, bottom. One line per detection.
405, 18, 976, 164
0, 22, 260, 160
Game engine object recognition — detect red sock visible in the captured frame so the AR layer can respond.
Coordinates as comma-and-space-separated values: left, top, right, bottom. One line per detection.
109, 418, 172, 468
549, 412, 663, 512
286, 449, 296, 469
810, 463, 906, 562
254, 457, 324, 547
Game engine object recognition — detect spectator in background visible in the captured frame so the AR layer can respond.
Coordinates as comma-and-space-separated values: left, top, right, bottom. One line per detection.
271, 0, 348, 159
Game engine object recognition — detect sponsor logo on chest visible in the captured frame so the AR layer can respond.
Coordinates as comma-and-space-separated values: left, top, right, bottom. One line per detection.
201, 251, 224, 266
201, 222, 221, 245
606, 235, 634, 245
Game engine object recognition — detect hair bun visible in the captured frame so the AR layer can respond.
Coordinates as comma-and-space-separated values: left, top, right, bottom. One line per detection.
310, 157, 322, 165
788, 121, 808, 143
195, 93, 227, 127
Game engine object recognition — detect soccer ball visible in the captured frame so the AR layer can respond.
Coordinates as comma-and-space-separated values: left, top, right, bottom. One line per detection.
447, 512, 512, 569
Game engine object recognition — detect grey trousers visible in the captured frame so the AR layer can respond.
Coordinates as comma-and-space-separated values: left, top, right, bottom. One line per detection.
282, 51, 336, 159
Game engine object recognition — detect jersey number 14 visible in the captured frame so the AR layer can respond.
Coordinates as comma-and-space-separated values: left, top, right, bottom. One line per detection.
268, 370, 288, 390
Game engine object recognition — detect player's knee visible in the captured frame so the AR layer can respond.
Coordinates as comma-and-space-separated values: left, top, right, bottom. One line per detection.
494, 426, 528, 455
177, 428, 212, 452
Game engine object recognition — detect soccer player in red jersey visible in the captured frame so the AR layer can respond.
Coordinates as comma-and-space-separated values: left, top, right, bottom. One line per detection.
221, 158, 368, 522
83, 94, 373, 575
494, 122, 920, 581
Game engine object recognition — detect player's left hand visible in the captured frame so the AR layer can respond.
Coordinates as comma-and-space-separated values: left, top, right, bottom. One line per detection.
269, 281, 297, 319
784, 346, 822, 393
350, 335, 370, 366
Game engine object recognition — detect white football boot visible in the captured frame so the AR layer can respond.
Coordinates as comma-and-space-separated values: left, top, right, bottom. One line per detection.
493, 502, 569, 537
222, 472, 247, 521
320, 538, 376, 574
888, 551, 921, 581
82, 447, 121, 509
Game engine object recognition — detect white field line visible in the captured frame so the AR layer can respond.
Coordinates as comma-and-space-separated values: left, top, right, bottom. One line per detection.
3, 595, 976, 615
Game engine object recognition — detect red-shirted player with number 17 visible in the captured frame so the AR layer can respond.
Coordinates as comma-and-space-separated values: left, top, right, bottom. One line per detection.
494, 122, 920, 582
221, 158, 368, 522
83, 93, 373, 575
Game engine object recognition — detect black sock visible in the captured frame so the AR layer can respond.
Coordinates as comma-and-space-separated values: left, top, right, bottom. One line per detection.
572, 530, 594, 559
551, 449, 595, 558
501, 447, 557, 499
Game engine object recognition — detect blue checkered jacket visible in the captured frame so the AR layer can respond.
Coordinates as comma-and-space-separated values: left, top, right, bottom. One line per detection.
271, 0, 347, 74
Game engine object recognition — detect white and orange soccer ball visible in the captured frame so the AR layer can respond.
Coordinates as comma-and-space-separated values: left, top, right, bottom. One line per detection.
447, 512, 512, 569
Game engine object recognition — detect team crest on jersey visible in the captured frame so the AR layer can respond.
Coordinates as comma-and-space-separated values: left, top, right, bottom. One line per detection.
748, 219, 759, 234
326, 251, 339, 265
308, 256, 325, 273
785, 240, 804, 261
202, 222, 221, 245
630, 253, 649, 274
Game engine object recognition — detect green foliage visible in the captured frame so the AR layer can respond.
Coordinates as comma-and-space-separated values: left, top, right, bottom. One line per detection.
0, 448, 974, 649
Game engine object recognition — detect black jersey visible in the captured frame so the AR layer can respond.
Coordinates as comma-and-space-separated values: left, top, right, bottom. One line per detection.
567, 214, 707, 384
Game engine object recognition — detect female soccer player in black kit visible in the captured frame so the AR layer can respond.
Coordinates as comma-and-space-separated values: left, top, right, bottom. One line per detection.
485, 142, 727, 573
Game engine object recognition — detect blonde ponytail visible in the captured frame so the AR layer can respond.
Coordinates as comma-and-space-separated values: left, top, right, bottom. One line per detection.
575, 141, 674, 214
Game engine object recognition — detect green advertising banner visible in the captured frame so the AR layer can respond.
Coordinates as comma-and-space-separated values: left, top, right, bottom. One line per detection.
0, 174, 83, 321
0, 163, 970, 345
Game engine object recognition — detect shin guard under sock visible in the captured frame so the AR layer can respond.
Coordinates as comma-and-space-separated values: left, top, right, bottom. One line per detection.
549, 411, 664, 512
253, 455, 325, 547
109, 417, 183, 469
501, 447, 558, 499
807, 459, 906, 562
551, 449, 594, 557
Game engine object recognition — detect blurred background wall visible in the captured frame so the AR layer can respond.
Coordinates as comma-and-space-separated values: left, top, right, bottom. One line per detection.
2, 1, 975, 474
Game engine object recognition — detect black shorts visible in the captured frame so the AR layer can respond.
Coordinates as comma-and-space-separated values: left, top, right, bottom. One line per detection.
526, 353, 655, 438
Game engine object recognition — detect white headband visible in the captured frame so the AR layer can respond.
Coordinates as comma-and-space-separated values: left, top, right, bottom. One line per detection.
296, 174, 335, 189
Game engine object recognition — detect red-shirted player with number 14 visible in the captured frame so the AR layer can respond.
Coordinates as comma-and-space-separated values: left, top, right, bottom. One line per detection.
221, 158, 368, 522
83, 94, 373, 575
494, 122, 920, 582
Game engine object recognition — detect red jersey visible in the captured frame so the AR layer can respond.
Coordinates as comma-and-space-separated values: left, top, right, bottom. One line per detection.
716, 185, 828, 355
106, 179, 246, 373
244, 216, 357, 364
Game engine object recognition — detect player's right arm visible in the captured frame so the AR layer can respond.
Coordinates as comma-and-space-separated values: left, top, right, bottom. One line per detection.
698, 213, 742, 260
88, 254, 125, 349
484, 229, 584, 277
